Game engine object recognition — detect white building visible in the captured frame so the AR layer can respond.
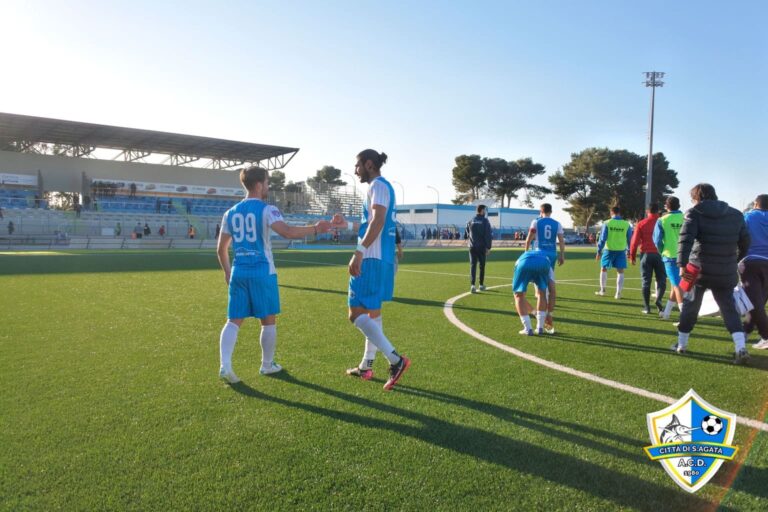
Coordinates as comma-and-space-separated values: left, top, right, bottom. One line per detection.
395, 203, 538, 229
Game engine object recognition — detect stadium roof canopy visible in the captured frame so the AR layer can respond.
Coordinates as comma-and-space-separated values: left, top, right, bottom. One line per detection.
0, 112, 299, 170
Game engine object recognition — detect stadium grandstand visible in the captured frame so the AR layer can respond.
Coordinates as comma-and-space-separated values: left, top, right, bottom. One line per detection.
1, 113, 558, 250
0, 112, 368, 249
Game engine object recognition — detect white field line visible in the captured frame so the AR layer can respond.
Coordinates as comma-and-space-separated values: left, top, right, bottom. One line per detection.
443, 284, 768, 433
274, 256, 768, 431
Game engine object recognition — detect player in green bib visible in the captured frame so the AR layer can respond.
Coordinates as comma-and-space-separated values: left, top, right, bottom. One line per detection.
595, 206, 633, 299
653, 196, 685, 319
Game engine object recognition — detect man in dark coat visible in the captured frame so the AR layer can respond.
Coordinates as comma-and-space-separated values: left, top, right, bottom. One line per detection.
465, 204, 493, 293
673, 183, 751, 364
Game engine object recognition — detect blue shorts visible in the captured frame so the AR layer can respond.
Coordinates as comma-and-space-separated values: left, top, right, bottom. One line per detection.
601, 250, 627, 269
664, 261, 682, 286
513, 259, 551, 293
228, 273, 281, 319
543, 250, 558, 270
349, 258, 395, 310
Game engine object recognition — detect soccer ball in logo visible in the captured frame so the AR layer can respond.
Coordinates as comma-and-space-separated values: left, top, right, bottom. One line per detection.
701, 415, 723, 435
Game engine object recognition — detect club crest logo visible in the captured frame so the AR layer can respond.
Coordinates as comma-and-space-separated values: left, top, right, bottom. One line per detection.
644, 389, 738, 493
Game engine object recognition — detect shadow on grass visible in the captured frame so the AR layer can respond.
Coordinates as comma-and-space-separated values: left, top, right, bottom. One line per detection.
230, 373, 729, 511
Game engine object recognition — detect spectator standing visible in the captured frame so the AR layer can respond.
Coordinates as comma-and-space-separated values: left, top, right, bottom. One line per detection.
465, 204, 493, 293
188, 225, 196, 239
159, 225, 166, 238
143, 223, 151, 237
672, 183, 751, 364
115, 222, 122, 236
740, 194, 768, 349
215, 223, 221, 239
130, 183, 137, 198
134, 222, 143, 239
8, 221, 14, 235
630, 202, 666, 314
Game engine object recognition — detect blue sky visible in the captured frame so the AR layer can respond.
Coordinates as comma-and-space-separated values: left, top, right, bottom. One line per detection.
1, 0, 765, 224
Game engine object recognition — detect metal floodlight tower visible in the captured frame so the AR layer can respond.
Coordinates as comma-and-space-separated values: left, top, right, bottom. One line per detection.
644, 71, 665, 212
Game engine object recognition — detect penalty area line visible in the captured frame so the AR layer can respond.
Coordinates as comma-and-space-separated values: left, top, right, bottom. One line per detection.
443, 284, 768, 433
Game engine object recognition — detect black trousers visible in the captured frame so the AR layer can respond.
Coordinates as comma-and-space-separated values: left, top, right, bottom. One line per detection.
640, 252, 666, 309
469, 248, 487, 285
739, 259, 768, 339
678, 284, 743, 335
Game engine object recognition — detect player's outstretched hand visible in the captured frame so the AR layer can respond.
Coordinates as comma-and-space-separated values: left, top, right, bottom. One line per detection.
315, 220, 332, 234
331, 213, 347, 228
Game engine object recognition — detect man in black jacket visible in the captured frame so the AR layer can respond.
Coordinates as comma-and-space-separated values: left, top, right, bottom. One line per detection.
673, 183, 751, 364
465, 204, 493, 293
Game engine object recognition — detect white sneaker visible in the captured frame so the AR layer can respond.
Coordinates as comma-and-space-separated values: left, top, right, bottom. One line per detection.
518, 328, 534, 336
259, 362, 283, 375
659, 310, 670, 320
219, 366, 240, 384
753, 339, 768, 350
535, 327, 544, 335
614, 293, 622, 300
470, 285, 477, 294
595, 289, 606, 296
479, 284, 486, 291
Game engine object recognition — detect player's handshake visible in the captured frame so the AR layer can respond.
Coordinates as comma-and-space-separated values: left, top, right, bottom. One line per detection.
331, 213, 347, 228
315, 220, 333, 234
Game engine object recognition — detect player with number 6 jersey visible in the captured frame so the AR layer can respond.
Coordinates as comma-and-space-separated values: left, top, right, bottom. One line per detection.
525, 203, 565, 333
216, 166, 332, 384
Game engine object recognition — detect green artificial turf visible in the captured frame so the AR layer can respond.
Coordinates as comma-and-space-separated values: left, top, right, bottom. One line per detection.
1, 248, 765, 511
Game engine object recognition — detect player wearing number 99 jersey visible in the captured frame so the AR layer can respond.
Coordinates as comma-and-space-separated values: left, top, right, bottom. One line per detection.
216, 166, 332, 384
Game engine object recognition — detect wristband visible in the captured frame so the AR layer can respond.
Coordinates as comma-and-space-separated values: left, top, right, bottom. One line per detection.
356, 243, 365, 253
347, 221, 354, 231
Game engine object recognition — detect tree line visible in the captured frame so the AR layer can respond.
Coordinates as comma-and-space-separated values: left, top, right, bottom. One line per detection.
452, 148, 679, 229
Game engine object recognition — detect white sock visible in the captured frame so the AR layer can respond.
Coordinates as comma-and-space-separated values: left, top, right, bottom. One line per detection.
260, 324, 277, 367
520, 315, 532, 331
219, 321, 239, 370
600, 272, 607, 291
616, 274, 625, 294
677, 332, 690, 349
354, 315, 399, 364
677, 302, 683, 311
361, 316, 381, 368
732, 332, 746, 352
664, 301, 675, 315
536, 311, 547, 330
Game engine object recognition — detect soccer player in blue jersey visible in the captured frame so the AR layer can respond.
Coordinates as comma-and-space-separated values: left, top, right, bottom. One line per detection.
512, 250, 552, 335
525, 203, 564, 333
216, 166, 332, 383
331, 149, 410, 391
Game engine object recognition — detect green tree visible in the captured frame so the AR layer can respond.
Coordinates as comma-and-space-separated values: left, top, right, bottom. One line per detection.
451, 154, 485, 204
549, 148, 678, 230
270, 170, 286, 191
285, 181, 304, 193
307, 166, 346, 189
484, 157, 550, 207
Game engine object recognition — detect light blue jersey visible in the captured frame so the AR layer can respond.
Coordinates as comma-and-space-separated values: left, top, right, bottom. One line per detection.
349, 176, 397, 309
530, 216, 563, 268
358, 177, 397, 264
221, 198, 284, 319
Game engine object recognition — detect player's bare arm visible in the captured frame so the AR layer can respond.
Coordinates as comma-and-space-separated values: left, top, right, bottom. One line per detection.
216, 231, 233, 284
348, 204, 386, 277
